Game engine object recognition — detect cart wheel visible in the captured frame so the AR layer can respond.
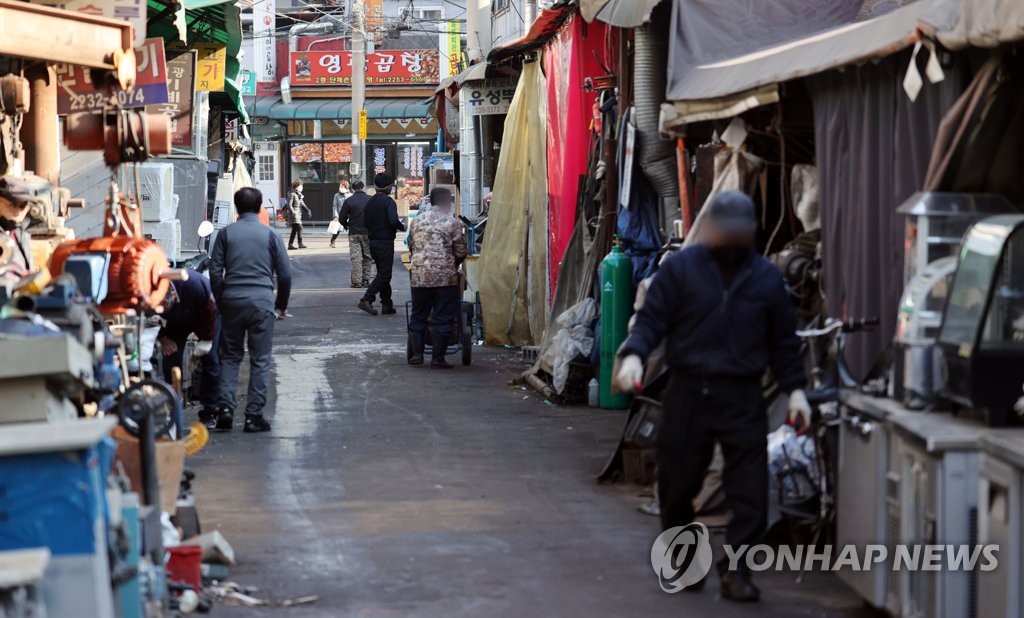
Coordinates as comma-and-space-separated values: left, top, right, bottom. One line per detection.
461, 326, 472, 366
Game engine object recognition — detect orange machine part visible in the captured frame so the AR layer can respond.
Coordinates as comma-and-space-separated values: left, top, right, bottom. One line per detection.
48, 236, 170, 314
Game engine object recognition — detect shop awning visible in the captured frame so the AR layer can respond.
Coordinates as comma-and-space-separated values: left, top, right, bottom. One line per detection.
488, 2, 574, 64
147, 0, 248, 122
920, 0, 1024, 50
580, 0, 662, 27
663, 1, 929, 131
251, 97, 431, 121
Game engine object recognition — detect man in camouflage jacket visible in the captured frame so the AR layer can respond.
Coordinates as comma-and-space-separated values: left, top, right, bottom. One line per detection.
407, 187, 468, 368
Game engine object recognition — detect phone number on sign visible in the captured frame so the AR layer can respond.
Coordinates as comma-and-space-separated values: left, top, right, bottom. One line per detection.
69, 89, 147, 111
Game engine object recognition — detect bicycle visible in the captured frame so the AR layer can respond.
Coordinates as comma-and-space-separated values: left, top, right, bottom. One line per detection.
775, 316, 879, 582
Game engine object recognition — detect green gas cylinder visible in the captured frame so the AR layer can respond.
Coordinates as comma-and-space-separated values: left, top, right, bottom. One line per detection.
599, 239, 634, 409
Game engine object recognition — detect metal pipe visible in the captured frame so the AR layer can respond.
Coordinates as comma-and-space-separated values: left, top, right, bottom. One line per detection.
523, 0, 536, 27
633, 23, 679, 235
21, 63, 58, 185
288, 21, 335, 54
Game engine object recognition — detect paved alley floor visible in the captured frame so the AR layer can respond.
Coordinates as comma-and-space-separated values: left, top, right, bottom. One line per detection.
191, 231, 879, 617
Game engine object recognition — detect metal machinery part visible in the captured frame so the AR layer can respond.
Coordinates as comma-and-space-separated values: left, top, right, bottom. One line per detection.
116, 379, 180, 440
770, 230, 823, 321
49, 236, 172, 314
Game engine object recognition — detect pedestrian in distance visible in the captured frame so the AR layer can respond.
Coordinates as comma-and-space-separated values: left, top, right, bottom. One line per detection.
209, 187, 293, 433
286, 179, 312, 250
329, 179, 353, 248
158, 270, 221, 428
357, 173, 406, 316
407, 187, 468, 369
615, 190, 811, 602
336, 180, 374, 288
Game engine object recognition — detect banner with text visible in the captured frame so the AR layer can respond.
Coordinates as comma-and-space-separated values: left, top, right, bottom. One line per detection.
55, 38, 168, 114
290, 50, 440, 86
146, 51, 196, 149
465, 79, 517, 116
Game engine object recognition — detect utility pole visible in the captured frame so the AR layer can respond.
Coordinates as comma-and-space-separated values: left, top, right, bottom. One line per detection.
351, 0, 366, 184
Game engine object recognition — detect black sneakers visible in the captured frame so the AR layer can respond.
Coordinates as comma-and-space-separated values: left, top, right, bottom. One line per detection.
214, 406, 234, 431
198, 408, 218, 430
381, 305, 397, 315
243, 415, 272, 433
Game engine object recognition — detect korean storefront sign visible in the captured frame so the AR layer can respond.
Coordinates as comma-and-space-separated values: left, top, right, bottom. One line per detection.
146, 51, 196, 149
289, 50, 440, 86
252, 0, 276, 82
240, 70, 257, 96
55, 38, 168, 114
465, 79, 516, 116
194, 43, 227, 92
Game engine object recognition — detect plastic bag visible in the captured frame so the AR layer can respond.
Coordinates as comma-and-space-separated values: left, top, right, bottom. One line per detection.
327, 219, 342, 235
539, 299, 597, 394
767, 425, 820, 505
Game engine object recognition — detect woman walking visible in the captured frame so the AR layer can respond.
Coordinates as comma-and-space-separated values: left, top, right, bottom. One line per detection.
286, 179, 312, 250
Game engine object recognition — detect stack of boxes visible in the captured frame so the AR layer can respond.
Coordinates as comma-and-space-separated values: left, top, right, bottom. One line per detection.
139, 162, 181, 261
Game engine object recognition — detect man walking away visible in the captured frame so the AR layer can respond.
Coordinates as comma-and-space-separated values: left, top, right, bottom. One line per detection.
357, 173, 405, 315
210, 187, 292, 433
286, 180, 311, 250
159, 270, 221, 427
407, 187, 468, 369
615, 191, 810, 602
329, 179, 353, 248
337, 180, 373, 288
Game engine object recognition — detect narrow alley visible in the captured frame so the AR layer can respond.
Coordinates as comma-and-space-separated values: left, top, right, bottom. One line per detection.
192, 235, 871, 617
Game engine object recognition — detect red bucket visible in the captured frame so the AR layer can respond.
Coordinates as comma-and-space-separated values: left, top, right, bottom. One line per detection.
166, 545, 203, 591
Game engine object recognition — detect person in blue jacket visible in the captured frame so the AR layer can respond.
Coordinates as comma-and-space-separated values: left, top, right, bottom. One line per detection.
615, 191, 810, 602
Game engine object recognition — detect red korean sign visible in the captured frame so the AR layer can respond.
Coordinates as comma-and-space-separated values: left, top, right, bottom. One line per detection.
55, 38, 168, 114
289, 50, 440, 87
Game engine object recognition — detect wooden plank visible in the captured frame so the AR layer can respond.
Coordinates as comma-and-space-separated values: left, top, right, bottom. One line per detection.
0, 0, 132, 70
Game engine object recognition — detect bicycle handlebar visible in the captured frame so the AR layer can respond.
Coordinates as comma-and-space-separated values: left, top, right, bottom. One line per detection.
796, 317, 879, 338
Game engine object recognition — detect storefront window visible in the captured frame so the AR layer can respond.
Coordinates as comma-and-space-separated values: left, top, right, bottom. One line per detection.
290, 143, 324, 184
323, 142, 353, 185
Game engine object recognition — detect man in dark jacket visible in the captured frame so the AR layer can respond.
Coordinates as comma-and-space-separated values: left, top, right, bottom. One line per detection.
616, 191, 810, 602
209, 187, 292, 433
159, 270, 221, 426
336, 180, 374, 288
357, 173, 405, 316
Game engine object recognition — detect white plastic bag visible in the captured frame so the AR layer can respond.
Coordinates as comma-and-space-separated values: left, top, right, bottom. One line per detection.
327, 219, 342, 235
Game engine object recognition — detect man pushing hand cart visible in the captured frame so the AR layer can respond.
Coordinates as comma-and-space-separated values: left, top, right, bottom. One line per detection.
405, 187, 472, 368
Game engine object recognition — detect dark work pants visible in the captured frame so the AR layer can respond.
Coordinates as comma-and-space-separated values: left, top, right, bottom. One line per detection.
363, 240, 395, 306
657, 373, 768, 571
410, 285, 460, 359
162, 317, 221, 411
218, 301, 276, 417
288, 223, 304, 247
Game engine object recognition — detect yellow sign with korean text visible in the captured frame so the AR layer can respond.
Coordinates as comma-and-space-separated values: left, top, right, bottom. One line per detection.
359, 109, 368, 141
446, 21, 461, 77
194, 43, 227, 92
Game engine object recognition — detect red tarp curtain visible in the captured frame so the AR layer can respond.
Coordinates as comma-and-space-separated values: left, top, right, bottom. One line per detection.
543, 16, 613, 294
